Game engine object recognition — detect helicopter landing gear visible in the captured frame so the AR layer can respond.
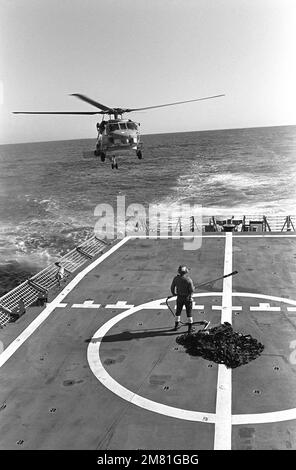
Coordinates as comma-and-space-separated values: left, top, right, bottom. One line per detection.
136, 150, 143, 160
111, 156, 118, 170
94, 148, 106, 161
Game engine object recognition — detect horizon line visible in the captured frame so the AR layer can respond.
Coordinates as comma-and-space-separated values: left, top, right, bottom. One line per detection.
1, 122, 296, 146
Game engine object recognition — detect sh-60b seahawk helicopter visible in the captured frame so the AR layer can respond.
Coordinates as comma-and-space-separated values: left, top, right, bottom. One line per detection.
14, 93, 225, 170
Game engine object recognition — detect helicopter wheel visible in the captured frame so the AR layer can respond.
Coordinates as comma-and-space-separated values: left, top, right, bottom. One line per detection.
137, 150, 143, 160
100, 153, 106, 162
111, 156, 117, 170
94, 150, 99, 156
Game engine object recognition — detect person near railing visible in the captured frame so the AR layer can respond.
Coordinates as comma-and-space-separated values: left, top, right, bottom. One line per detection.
55, 262, 65, 287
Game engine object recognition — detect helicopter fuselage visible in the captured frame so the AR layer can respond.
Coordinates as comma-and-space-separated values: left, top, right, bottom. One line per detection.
96, 119, 142, 156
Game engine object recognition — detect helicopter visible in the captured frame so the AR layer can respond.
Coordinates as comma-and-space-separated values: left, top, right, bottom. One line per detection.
13, 93, 225, 170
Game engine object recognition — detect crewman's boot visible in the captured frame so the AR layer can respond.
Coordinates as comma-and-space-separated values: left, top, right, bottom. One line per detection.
187, 323, 195, 334
174, 321, 180, 331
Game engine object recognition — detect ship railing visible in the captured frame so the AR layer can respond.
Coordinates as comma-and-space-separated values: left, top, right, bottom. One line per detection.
0, 235, 108, 326
130, 216, 201, 235
204, 215, 296, 232
123, 214, 296, 234
131, 215, 296, 233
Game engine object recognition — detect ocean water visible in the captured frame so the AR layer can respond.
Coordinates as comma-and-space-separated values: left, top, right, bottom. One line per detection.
0, 125, 296, 295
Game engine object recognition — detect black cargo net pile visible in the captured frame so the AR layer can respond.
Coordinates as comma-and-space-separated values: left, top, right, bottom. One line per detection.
176, 322, 264, 368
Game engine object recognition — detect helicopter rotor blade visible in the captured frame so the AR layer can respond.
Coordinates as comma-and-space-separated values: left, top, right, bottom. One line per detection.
70, 94, 113, 112
125, 94, 225, 112
13, 93, 225, 116
13, 111, 103, 115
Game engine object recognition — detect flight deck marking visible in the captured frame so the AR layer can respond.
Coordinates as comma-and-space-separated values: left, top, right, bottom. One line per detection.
87, 298, 216, 424
105, 301, 135, 309
55, 301, 291, 313
212, 305, 242, 311
87, 291, 296, 428
72, 300, 101, 308
191, 303, 204, 309
214, 232, 232, 450
250, 303, 281, 312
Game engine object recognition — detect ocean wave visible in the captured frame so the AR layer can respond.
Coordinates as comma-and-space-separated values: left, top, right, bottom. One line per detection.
0, 260, 40, 297
0, 222, 93, 264
205, 173, 270, 189
1, 127, 296, 295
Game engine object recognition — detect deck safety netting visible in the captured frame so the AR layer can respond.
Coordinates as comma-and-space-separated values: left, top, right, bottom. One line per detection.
176, 322, 264, 368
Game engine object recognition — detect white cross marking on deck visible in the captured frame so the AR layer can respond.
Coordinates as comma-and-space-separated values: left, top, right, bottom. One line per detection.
105, 301, 135, 309
212, 305, 242, 311
250, 303, 281, 312
54, 303, 68, 308
214, 232, 233, 450
191, 302, 204, 309
72, 300, 101, 309
287, 307, 296, 312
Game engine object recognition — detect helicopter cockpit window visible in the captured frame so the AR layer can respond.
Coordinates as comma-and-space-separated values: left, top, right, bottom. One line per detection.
108, 123, 120, 132
119, 123, 127, 130
127, 122, 137, 130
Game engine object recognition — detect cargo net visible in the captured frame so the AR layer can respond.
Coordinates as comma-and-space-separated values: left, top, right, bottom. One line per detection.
176, 322, 264, 369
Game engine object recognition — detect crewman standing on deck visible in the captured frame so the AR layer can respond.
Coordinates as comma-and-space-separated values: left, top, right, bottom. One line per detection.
171, 266, 195, 333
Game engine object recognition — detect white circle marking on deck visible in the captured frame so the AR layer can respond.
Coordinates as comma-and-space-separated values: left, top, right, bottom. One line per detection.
87, 292, 296, 425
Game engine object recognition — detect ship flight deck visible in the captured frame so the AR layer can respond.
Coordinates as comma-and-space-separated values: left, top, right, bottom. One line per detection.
1, 233, 296, 450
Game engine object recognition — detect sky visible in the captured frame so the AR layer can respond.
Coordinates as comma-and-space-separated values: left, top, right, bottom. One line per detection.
0, 0, 296, 144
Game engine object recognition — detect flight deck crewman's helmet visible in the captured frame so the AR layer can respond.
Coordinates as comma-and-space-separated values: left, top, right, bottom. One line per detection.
178, 265, 188, 275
